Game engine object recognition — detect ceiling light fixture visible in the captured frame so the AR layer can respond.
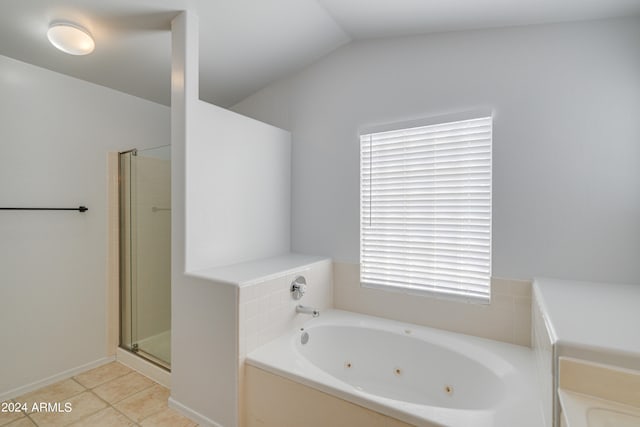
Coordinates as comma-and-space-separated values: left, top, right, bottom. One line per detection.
47, 22, 95, 56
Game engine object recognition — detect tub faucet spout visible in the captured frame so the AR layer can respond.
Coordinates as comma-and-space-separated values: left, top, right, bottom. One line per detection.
296, 304, 320, 317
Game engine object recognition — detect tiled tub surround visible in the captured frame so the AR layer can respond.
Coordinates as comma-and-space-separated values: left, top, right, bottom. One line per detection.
192, 254, 332, 426
238, 258, 333, 357
236, 257, 333, 426
0, 362, 195, 427
334, 262, 532, 347
188, 254, 333, 364
246, 310, 543, 427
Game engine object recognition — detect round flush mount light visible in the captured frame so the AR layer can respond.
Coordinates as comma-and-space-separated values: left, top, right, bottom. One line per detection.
47, 23, 95, 55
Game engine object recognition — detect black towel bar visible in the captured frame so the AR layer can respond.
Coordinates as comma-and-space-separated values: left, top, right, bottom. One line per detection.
0, 206, 88, 212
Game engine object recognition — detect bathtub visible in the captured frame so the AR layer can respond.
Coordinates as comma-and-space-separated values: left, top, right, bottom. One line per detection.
246, 310, 544, 427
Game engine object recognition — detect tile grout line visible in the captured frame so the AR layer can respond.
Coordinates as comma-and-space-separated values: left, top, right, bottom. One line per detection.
1, 399, 26, 427
91, 365, 169, 426
110, 403, 142, 427
24, 409, 38, 427
66, 389, 134, 427
73, 368, 132, 390
8, 390, 70, 427
115, 383, 166, 425
100, 382, 157, 427
6, 363, 178, 427
80, 367, 160, 427
25, 378, 90, 426
18, 366, 127, 426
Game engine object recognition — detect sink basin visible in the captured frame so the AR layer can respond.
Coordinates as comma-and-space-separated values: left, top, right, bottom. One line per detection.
587, 407, 640, 427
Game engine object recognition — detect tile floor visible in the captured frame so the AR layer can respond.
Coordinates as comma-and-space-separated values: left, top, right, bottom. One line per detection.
0, 362, 197, 427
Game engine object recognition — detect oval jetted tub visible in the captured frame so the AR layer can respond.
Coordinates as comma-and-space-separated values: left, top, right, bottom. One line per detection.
246, 310, 543, 427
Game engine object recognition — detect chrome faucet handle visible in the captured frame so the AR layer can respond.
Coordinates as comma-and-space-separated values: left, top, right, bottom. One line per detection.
290, 276, 307, 300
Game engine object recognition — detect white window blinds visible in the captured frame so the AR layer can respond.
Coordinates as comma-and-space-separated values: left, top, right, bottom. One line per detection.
360, 115, 492, 303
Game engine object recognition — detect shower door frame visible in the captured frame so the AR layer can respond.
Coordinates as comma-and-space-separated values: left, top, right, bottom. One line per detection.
118, 148, 171, 371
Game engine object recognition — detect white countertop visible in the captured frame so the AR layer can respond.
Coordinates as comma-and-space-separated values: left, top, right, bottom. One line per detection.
188, 253, 329, 286
533, 277, 640, 369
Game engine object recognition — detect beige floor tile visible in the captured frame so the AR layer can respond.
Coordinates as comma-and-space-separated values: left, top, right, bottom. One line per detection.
0, 401, 25, 426
4, 418, 36, 427
67, 407, 134, 427
73, 363, 132, 389
114, 384, 170, 423
140, 408, 196, 427
14, 380, 85, 413
29, 392, 107, 427
92, 372, 154, 404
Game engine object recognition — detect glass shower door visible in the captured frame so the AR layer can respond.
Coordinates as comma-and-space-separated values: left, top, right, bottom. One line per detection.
119, 146, 171, 369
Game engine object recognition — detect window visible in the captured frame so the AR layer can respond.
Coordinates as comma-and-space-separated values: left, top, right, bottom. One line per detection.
360, 113, 492, 303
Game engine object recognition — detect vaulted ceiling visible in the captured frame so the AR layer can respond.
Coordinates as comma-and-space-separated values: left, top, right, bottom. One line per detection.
1, 0, 638, 107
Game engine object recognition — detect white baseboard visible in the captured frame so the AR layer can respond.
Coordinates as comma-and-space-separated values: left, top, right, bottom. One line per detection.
0, 356, 115, 402
116, 347, 171, 388
168, 397, 224, 427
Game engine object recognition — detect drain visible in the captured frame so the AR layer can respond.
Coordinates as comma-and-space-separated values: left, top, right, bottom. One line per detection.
344, 361, 352, 369
444, 385, 454, 395
394, 367, 402, 376
301, 331, 309, 345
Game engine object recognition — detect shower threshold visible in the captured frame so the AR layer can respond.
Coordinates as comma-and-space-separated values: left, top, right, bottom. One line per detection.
133, 347, 171, 371
125, 329, 171, 371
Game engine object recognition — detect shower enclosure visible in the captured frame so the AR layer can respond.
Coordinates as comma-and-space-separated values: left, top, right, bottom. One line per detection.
119, 146, 171, 369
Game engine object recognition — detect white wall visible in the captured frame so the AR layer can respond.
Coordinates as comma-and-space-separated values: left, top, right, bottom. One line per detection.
171, 12, 292, 427
187, 101, 290, 272
0, 55, 169, 398
170, 13, 238, 427
234, 17, 640, 285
